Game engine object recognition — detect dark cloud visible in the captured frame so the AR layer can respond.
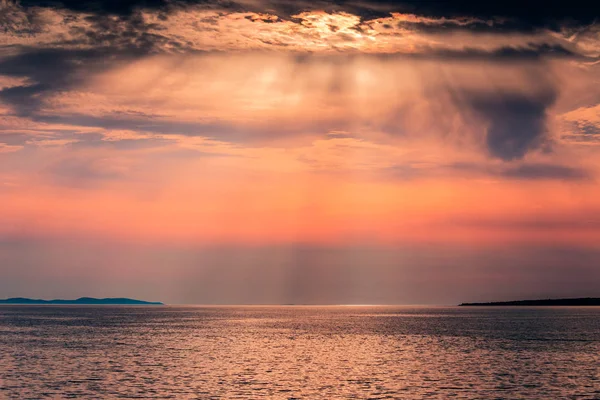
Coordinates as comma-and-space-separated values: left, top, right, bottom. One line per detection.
500, 162, 591, 180
386, 161, 592, 182
563, 121, 600, 141
18, 0, 177, 16
449, 161, 591, 181
577, 122, 600, 136
35, 112, 342, 143
348, 0, 600, 30
0, 48, 131, 116
374, 44, 584, 62
70, 13, 194, 52
16, 0, 600, 30
456, 45, 578, 61
0, 84, 52, 115
465, 90, 557, 160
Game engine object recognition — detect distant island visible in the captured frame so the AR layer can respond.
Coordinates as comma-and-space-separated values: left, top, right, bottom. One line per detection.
0, 297, 164, 305
460, 297, 600, 306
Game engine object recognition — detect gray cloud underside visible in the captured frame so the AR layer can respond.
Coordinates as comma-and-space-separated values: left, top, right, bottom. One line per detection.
464, 90, 557, 161
387, 161, 592, 182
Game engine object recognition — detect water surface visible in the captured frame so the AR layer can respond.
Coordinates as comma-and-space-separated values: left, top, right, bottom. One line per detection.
1, 306, 599, 399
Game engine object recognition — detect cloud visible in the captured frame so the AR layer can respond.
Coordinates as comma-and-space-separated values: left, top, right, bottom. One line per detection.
0, 143, 22, 153
560, 104, 600, 144
0, 0, 599, 181
0, 0, 597, 58
44, 156, 126, 187
466, 90, 557, 160
349, 0, 600, 29
0, 48, 592, 163
499, 162, 591, 180
388, 161, 592, 182
17, 0, 175, 16
449, 212, 600, 231
0, 132, 30, 146
0, 49, 110, 115
18, 0, 600, 30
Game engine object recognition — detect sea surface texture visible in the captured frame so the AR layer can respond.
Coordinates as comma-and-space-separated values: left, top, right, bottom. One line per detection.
1, 306, 599, 399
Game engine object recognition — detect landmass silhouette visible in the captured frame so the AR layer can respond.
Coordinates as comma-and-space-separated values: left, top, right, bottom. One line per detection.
460, 297, 600, 306
0, 297, 163, 305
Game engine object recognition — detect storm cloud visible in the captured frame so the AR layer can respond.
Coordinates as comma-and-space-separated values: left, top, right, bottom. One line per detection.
467, 89, 557, 160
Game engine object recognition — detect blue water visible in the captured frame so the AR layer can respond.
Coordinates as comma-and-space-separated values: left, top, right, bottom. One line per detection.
1, 306, 599, 399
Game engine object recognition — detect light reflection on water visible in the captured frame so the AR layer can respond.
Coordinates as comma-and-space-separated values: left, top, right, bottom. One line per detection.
1, 306, 599, 399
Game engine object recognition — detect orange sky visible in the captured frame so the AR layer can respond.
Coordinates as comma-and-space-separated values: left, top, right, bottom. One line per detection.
0, 53, 599, 247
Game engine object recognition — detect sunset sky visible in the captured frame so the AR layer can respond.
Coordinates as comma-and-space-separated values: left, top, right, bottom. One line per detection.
1, 0, 599, 304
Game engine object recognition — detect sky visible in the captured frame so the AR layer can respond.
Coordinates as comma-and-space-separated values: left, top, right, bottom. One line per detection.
1, 0, 600, 304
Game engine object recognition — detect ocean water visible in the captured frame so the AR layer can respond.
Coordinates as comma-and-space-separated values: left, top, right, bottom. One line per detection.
1, 306, 599, 399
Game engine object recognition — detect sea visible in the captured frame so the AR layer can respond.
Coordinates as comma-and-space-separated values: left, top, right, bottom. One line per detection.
1, 306, 599, 399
